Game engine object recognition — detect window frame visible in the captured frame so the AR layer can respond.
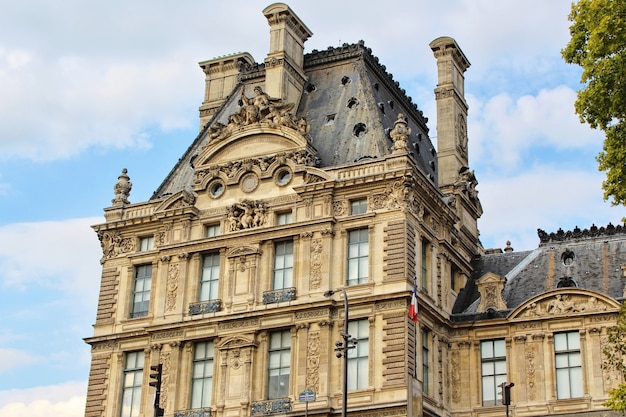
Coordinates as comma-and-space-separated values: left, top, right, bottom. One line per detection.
273, 240, 294, 290
420, 238, 431, 292
350, 198, 368, 215
347, 318, 369, 391
205, 224, 220, 238
139, 236, 154, 251
347, 228, 369, 286
554, 331, 583, 399
267, 330, 291, 399
190, 340, 215, 409
120, 351, 144, 417
480, 339, 507, 406
131, 264, 152, 318
199, 253, 220, 302
276, 211, 292, 226
422, 328, 431, 396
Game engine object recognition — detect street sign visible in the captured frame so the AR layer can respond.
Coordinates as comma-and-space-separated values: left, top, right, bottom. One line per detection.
298, 388, 316, 402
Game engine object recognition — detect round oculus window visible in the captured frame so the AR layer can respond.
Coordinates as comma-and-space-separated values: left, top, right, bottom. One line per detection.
208, 181, 225, 198
276, 169, 292, 186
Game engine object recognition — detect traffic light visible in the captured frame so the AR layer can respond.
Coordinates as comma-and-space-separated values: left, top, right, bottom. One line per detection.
149, 364, 164, 417
149, 364, 162, 391
499, 381, 515, 405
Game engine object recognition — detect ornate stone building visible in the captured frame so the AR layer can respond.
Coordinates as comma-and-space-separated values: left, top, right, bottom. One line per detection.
84, 3, 626, 417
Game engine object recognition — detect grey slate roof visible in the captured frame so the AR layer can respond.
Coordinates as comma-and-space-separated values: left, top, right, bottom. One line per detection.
152, 41, 437, 199
452, 224, 626, 321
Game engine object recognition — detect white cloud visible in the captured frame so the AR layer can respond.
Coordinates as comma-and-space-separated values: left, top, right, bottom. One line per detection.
0, 218, 102, 297
468, 86, 604, 174
0, 348, 37, 373
0, 382, 86, 417
478, 166, 623, 251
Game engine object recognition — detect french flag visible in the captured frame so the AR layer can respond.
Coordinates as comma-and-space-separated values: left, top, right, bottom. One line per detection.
408, 282, 418, 323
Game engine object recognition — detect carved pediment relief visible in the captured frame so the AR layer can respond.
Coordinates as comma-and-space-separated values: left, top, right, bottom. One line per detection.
510, 288, 620, 320
217, 335, 258, 350
476, 272, 507, 312
226, 244, 262, 259
154, 190, 196, 213
207, 86, 310, 144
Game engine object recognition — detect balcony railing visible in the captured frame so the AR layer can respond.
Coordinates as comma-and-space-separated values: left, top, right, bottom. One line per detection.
174, 408, 212, 417
188, 299, 222, 315
251, 399, 292, 415
262, 288, 296, 304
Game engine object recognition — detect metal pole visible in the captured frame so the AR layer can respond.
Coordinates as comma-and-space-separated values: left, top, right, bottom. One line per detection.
340, 288, 349, 417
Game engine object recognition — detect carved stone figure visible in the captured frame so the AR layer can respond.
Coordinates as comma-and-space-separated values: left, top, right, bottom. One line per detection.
207, 86, 302, 143
226, 200, 268, 231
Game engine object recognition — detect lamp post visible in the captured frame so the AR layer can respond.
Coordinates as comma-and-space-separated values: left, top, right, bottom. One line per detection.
324, 288, 357, 417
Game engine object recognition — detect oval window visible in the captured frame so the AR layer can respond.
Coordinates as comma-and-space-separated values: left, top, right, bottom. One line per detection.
276, 169, 292, 186
208, 181, 225, 198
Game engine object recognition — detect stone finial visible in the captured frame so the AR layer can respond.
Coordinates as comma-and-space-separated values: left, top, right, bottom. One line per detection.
112, 168, 132, 206
390, 113, 411, 153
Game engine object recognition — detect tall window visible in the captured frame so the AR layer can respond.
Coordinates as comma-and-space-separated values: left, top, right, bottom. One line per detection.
200, 253, 220, 301
131, 264, 151, 318
273, 240, 294, 289
422, 329, 431, 396
555, 331, 583, 399
350, 198, 367, 215
120, 351, 144, 417
268, 330, 291, 399
481, 339, 507, 406
139, 236, 153, 251
347, 228, 368, 285
191, 341, 214, 409
421, 239, 431, 292
348, 319, 369, 390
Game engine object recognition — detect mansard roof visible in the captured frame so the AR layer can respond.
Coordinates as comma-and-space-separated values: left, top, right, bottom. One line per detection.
452, 224, 626, 321
152, 41, 437, 200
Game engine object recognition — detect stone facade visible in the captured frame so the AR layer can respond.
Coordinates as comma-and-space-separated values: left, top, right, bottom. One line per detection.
84, 3, 626, 417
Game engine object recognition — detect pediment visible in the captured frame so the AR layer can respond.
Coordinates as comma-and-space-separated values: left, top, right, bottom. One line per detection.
154, 190, 197, 213
197, 126, 312, 168
509, 288, 620, 320
217, 335, 258, 350
226, 245, 262, 258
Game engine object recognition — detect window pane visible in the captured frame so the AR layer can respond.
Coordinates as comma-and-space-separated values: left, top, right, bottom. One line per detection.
554, 332, 567, 351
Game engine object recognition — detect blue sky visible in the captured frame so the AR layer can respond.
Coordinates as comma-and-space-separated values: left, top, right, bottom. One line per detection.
0, 1, 624, 416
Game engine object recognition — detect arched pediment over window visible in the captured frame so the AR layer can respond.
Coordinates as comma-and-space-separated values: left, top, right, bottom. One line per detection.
509, 288, 620, 320
196, 127, 314, 169
154, 190, 197, 214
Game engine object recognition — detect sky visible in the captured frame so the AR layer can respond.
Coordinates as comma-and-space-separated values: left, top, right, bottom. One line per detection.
0, 1, 624, 416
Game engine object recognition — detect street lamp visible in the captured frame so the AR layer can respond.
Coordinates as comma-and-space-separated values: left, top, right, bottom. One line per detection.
324, 288, 357, 417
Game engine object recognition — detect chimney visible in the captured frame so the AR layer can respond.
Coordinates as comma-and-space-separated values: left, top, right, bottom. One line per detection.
430, 36, 470, 191
198, 53, 256, 130
262, 3, 313, 107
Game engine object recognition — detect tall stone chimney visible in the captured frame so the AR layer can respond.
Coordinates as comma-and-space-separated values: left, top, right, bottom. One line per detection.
431, 37, 482, 248
262, 3, 312, 107
430, 36, 471, 191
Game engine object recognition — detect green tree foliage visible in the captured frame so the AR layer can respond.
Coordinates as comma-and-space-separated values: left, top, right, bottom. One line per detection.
602, 302, 626, 411
562, 0, 626, 209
